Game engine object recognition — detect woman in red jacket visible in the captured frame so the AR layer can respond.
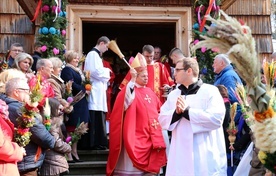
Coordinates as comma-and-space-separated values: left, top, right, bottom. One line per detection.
0, 99, 25, 176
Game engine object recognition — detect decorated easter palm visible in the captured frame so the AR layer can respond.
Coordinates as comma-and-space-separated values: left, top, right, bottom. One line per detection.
191, 9, 276, 173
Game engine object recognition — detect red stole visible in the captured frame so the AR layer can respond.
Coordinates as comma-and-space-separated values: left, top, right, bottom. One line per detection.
106, 86, 167, 176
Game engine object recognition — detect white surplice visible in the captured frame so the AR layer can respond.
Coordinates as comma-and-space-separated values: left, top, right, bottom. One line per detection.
159, 84, 227, 176
84, 50, 110, 112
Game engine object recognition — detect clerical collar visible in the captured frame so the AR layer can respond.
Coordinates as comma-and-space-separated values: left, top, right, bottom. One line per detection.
91, 47, 101, 58
178, 79, 203, 96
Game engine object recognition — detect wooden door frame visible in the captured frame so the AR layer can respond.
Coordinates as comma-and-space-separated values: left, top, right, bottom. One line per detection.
66, 5, 192, 56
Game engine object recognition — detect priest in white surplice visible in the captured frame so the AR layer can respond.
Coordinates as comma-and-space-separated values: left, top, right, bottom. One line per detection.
159, 57, 227, 176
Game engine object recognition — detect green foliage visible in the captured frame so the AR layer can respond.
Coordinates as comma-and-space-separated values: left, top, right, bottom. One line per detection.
14, 131, 32, 147
37, 0, 68, 59
191, 0, 221, 83
261, 151, 276, 174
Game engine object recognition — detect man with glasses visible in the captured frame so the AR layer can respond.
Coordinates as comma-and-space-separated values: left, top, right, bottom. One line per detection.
2, 77, 55, 176
8, 43, 24, 68
159, 57, 227, 175
30, 59, 55, 108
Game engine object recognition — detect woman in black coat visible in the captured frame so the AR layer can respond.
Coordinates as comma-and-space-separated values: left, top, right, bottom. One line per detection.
61, 50, 90, 162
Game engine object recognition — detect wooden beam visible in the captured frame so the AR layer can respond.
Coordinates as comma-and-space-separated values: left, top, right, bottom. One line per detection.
16, 0, 37, 21
221, 0, 237, 11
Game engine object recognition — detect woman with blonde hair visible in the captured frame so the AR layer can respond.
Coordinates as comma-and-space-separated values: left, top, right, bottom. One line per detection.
13, 53, 34, 73
61, 50, 90, 162
13, 53, 35, 80
0, 69, 26, 94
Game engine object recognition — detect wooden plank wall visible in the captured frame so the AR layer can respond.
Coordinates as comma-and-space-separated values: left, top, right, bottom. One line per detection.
0, 0, 35, 58
68, 0, 192, 6
1, 0, 273, 60
225, 0, 273, 60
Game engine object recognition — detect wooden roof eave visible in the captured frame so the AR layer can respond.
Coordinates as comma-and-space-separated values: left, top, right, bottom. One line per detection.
16, 0, 37, 22
17, 0, 237, 21
221, 0, 237, 11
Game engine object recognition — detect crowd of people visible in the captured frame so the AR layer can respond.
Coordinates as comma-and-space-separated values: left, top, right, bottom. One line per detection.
0, 35, 274, 176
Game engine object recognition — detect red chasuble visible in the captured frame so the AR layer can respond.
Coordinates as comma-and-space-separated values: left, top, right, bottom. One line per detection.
119, 62, 174, 104
106, 85, 167, 176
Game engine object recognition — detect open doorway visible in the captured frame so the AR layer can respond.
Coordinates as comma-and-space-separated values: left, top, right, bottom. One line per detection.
82, 21, 175, 59
67, 5, 192, 56
82, 21, 176, 76
82, 21, 176, 110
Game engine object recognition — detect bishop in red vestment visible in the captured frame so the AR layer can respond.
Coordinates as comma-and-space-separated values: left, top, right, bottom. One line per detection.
120, 62, 174, 104
106, 65, 167, 175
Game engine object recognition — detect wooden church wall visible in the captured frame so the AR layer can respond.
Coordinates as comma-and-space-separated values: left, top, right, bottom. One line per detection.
225, 0, 273, 60
1, 0, 273, 60
68, 0, 192, 6
0, 0, 35, 58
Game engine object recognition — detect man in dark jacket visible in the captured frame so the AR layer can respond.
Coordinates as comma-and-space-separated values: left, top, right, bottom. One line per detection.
7, 43, 24, 68
213, 54, 251, 176
1, 77, 55, 176
31, 42, 42, 73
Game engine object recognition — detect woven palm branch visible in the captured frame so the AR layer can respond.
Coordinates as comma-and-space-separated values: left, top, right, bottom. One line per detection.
191, 10, 260, 88
191, 10, 271, 112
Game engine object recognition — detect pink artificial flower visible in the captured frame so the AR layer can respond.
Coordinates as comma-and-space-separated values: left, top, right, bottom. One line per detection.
41, 45, 47, 52
67, 97, 73, 103
17, 128, 30, 135
61, 30, 66, 36
66, 136, 72, 143
193, 39, 199, 45
42, 5, 50, 12
52, 6, 61, 13
201, 47, 207, 53
195, 6, 200, 13
53, 48, 60, 55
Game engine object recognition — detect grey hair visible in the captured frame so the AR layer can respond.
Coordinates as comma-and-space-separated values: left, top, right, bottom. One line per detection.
49, 57, 63, 69
5, 77, 27, 96
36, 58, 50, 71
142, 45, 154, 53
10, 43, 23, 50
215, 54, 231, 65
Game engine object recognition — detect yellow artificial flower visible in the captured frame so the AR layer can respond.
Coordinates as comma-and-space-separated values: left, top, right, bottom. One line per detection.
258, 150, 267, 164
